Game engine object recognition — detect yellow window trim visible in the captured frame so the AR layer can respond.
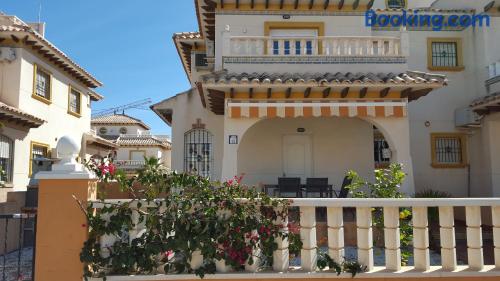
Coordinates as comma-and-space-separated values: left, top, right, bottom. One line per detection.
32, 63, 53, 105
264, 21, 325, 54
29, 141, 51, 177
67, 85, 82, 118
427, 38, 465, 72
430, 133, 467, 169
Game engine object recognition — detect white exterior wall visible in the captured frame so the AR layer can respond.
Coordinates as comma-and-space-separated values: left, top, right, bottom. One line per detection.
91, 125, 147, 137
237, 117, 374, 187
0, 48, 94, 190
160, 0, 500, 196
164, 91, 224, 177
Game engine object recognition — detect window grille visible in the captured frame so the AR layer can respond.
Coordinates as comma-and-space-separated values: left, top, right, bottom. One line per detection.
374, 138, 390, 166
194, 53, 208, 67
387, 0, 406, 9
434, 136, 463, 164
431, 42, 458, 67
0, 135, 13, 183
31, 144, 50, 176
69, 88, 81, 114
184, 129, 213, 178
35, 68, 51, 100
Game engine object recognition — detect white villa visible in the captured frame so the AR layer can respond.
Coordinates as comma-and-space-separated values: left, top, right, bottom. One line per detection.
91, 113, 172, 171
151, 0, 500, 197
0, 13, 113, 192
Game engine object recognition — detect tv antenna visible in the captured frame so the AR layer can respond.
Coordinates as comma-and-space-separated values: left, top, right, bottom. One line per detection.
92, 98, 152, 118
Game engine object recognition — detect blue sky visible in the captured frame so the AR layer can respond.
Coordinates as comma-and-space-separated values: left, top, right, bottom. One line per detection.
2, 0, 198, 135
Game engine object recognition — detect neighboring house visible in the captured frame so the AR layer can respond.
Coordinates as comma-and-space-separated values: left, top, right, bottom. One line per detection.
91, 113, 171, 171
152, 0, 500, 197
0, 13, 113, 191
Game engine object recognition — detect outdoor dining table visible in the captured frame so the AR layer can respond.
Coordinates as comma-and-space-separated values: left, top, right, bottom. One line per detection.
264, 184, 335, 198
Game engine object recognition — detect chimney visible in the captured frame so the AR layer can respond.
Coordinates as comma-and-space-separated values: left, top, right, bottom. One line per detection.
27, 22, 45, 37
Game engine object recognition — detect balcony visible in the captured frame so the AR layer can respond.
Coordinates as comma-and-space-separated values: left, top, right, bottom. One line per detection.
222, 36, 408, 73
89, 198, 500, 280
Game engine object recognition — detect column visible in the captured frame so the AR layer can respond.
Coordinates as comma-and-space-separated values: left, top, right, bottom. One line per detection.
34, 136, 97, 281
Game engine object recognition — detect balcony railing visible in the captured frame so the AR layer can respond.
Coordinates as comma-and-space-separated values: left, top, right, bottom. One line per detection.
227, 36, 402, 57
91, 198, 500, 279
114, 160, 145, 170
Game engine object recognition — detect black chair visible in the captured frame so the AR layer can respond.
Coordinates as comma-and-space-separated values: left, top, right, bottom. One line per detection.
304, 178, 333, 198
333, 176, 353, 198
275, 177, 302, 198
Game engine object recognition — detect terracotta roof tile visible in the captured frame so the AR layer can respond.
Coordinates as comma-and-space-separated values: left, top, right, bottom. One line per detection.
0, 101, 45, 127
115, 135, 171, 149
91, 114, 150, 130
173, 32, 202, 40
201, 70, 448, 86
470, 92, 500, 108
0, 15, 102, 88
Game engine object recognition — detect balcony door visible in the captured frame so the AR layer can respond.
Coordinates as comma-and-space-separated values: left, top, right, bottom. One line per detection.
269, 29, 318, 55
283, 135, 312, 181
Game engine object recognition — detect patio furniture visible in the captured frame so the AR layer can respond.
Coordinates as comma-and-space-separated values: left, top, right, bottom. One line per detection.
275, 177, 302, 198
333, 176, 353, 198
304, 178, 334, 198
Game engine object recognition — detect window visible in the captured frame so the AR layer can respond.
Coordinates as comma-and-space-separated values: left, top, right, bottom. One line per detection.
386, 0, 406, 9
32, 64, 51, 103
184, 129, 213, 178
194, 53, 208, 67
374, 137, 391, 168
30, 142, 51, 176
427, 38, 464, 71
99, 127, 107, 135
431, 133, 467, 168
119, 127, 128, 134
68, 86, 82, 116
265, 22, 324, 56
0, 135, 13, 184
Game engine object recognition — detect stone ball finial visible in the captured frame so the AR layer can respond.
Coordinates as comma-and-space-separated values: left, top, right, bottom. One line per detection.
56, 136, 80, 165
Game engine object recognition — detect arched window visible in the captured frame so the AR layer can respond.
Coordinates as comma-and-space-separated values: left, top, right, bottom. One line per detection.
0, 135, 14, 183
386, 0, 406, 9
184, 129, 213, 178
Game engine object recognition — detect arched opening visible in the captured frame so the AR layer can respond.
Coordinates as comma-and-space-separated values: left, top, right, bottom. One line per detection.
237, 117, 393, 188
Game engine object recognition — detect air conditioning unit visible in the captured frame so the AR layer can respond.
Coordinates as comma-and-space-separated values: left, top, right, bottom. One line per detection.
0, 47, 16, 62
455, 107, 481, 128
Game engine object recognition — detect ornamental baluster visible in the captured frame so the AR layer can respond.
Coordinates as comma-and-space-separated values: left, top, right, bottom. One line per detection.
300, 206, 317, 271
357, 207, 374, 271
267, 38, 272, 55
413, 206, 430, 271
439, 206, 457, 271
384, 207, 401, 271
492, 206, 500, 268
327, 207, 344, 262
332, 39, 339, 56
466, 206, 484, 270
273, 206, 289, 272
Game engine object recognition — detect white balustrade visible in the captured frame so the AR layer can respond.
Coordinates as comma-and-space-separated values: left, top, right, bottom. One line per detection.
228, 36, 402, 57
91, 198, 500, 277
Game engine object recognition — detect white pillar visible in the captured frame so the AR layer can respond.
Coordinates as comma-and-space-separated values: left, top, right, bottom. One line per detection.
300, 206, 317, 272
357, 207, 374, 271
327, 207, 344, 262
492, 206, 500, 269
466, 206, 484, 270
220, 117, 259, 181
384, 207, 401, 271
439, 206, 457, 271
363, 117, 415, 195
413, 206, 430, 271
